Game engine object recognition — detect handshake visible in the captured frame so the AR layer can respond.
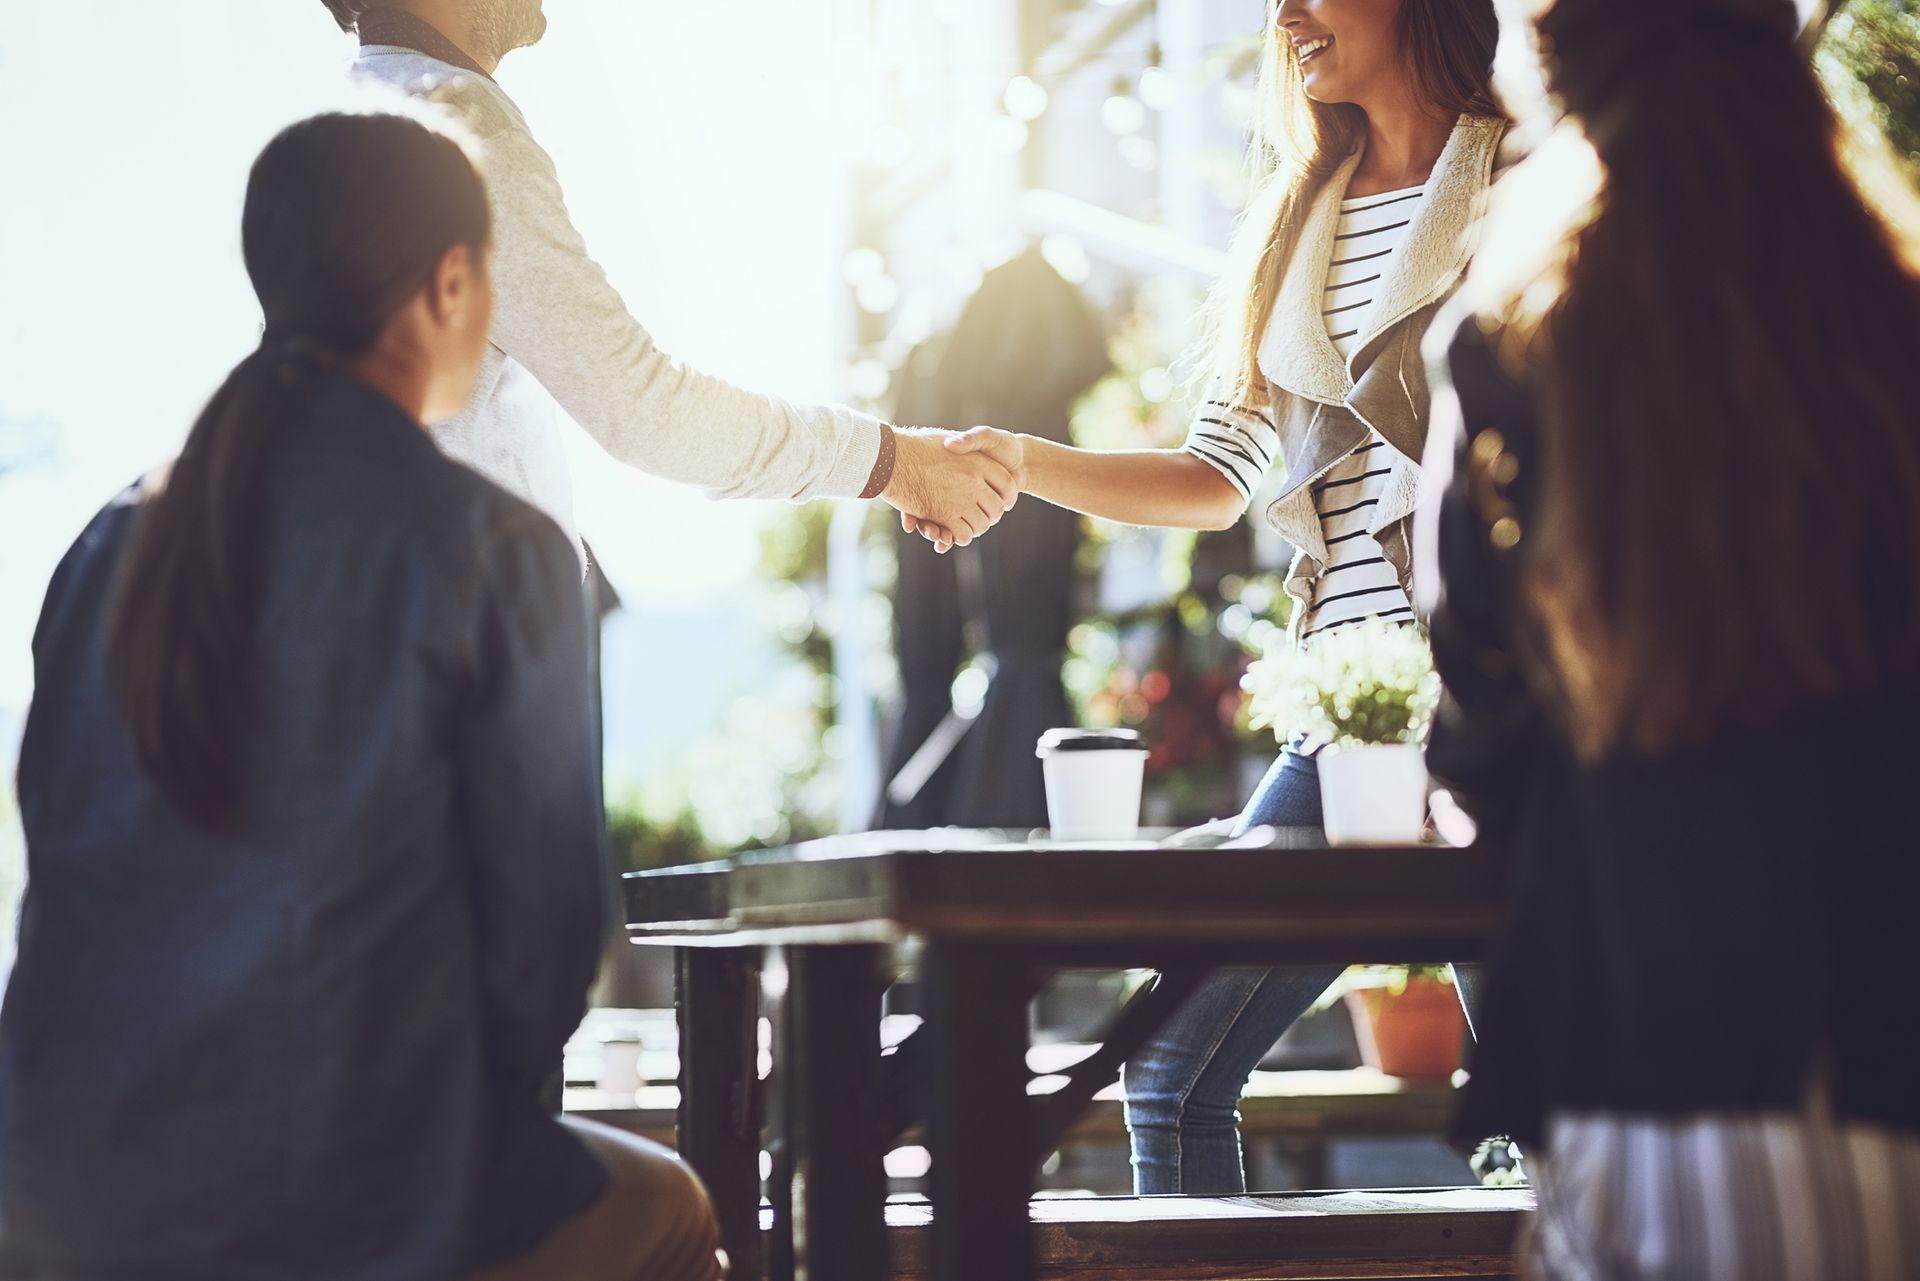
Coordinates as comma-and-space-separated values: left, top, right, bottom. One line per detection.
882, 426, 1025, 554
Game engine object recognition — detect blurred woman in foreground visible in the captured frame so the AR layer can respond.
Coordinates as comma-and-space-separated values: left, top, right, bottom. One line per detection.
1423, 0, 1920, 1273
0, 111, 722, 1280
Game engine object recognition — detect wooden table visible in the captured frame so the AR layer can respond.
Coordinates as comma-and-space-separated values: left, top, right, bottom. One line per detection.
624, 829, 1503, 1281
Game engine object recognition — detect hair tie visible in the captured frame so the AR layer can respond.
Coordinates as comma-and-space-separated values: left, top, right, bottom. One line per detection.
257, 331, 339, 385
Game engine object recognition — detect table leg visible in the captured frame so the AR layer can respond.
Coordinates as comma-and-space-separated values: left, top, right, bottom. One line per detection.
764, 948, 794, 1281
923, 941, 1035, 1281
675, 946, 764, 1281
786, 944, 888, 1281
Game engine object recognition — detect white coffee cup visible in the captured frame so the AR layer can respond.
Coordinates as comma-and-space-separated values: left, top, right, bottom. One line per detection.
1036, 728, 1149, 841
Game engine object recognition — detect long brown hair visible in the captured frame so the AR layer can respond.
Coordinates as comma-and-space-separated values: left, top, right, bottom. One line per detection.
107, 111, 490, 829
1210, 0, 1501, 398
1480, 0, 1920, 757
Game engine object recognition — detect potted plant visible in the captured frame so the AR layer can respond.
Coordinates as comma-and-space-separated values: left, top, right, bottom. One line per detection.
1337, 965, 1465, 1081
1242, 618, 1440, 846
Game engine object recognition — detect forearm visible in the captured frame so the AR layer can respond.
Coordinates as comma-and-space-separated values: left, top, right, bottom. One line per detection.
1019, 437, 1249, 530
486, 128, 883, 501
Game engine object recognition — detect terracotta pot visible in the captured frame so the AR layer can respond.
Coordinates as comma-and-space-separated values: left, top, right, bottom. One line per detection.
1346, 975, 1465, 1080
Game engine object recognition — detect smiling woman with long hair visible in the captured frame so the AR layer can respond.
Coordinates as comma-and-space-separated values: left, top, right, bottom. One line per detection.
0, 111, 722, 1281
923, 0, 1505, 1194
1423, 0, 1920, 1272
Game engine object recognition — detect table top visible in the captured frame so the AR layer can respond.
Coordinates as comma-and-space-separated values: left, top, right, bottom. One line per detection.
623, 829, 1502, 964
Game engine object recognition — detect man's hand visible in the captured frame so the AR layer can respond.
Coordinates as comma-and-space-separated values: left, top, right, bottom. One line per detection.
884, 428, 1019, 554
898, 427, 1029, 551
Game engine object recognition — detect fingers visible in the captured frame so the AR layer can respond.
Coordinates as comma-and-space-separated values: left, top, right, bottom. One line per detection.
979, 461, 1019, 510
911, 518, 957, 554
901, 441, 1021, 551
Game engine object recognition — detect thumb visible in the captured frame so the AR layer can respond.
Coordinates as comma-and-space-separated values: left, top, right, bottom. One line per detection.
945, 427, 995, 454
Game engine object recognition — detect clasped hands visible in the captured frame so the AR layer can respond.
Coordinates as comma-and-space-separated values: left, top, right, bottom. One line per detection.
881, 426, 1024, 554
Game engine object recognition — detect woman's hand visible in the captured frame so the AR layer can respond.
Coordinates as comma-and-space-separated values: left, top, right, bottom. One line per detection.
945, 425, 1027, 483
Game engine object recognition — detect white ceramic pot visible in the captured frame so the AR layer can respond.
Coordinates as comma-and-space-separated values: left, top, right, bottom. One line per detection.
1316, 742, 1429, 847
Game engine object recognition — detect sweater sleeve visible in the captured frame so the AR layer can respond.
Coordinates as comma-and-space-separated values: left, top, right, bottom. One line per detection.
480, 117, 886, 502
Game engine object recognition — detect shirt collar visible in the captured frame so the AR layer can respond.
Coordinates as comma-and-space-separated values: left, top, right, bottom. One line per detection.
357, 10, 494, 82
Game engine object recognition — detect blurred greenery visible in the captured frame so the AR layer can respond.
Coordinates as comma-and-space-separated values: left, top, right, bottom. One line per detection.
604, 502, 900, 875
603, 669, 845, 873
1821, 0, 1920, 177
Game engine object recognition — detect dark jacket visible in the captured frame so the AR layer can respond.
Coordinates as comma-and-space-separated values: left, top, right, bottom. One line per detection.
1423, 317, 1920, 1150
1, 371, 609, 1279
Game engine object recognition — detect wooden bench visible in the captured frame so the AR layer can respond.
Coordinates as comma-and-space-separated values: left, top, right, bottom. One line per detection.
558, 1095, 1525, 1280
565, 1063, 1457, 1168
877, 1188, 1526, 1280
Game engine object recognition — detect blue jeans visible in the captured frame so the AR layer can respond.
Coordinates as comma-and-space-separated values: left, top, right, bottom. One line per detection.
1121, 746, 1483, 1194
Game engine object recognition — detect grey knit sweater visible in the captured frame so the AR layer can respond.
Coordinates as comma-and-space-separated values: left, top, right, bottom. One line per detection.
352, 47, 886, 544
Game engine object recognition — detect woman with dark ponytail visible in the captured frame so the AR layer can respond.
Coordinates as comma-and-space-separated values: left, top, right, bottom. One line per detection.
1423, 0, 1920, 1273
1, 112, 723, 1280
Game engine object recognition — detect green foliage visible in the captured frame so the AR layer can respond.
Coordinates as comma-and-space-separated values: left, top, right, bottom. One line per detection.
605, 797, 722, 873
1309, 962, 1454, 1014
602, 676, 844, 875
612, 500, 900, 876
1243, 618, 1440, 750
1821, 1, 1920, 176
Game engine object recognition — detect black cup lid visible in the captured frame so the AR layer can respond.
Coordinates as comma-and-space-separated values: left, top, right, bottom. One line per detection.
1036, 728, 1147, 755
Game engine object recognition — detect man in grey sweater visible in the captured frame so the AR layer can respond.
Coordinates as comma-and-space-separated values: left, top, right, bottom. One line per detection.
323, 0, 1014, 553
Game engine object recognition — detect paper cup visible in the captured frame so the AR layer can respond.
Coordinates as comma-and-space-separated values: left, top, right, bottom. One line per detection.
1036, 728, 1149, 841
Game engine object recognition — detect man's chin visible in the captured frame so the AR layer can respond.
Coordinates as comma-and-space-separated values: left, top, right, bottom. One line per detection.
516, 7, 548, 51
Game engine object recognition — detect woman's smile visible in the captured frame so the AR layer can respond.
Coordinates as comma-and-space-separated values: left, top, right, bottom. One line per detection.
1296, 34, 1335, 64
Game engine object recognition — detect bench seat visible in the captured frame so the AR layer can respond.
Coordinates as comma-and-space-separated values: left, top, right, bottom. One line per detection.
564, 1065, 1456, 1150
876, 1188, 1529, 1280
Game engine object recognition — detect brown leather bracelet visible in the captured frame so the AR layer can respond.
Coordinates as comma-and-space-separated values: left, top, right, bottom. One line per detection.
859, 422, 898, 500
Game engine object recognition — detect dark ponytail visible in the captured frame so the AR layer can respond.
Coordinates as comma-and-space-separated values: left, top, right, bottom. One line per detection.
108, 111, 490, 829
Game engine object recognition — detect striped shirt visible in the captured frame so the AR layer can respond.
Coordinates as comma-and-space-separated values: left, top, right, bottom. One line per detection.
1181, 391, 1280, 506
1530, 1111, 1920, 1281
1300, 184, 1425, 641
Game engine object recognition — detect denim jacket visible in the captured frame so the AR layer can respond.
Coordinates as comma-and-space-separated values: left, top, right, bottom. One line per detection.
2, 371, 610, 1279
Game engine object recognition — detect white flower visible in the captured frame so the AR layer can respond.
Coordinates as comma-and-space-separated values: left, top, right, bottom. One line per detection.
1243, 617, 1440, 750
